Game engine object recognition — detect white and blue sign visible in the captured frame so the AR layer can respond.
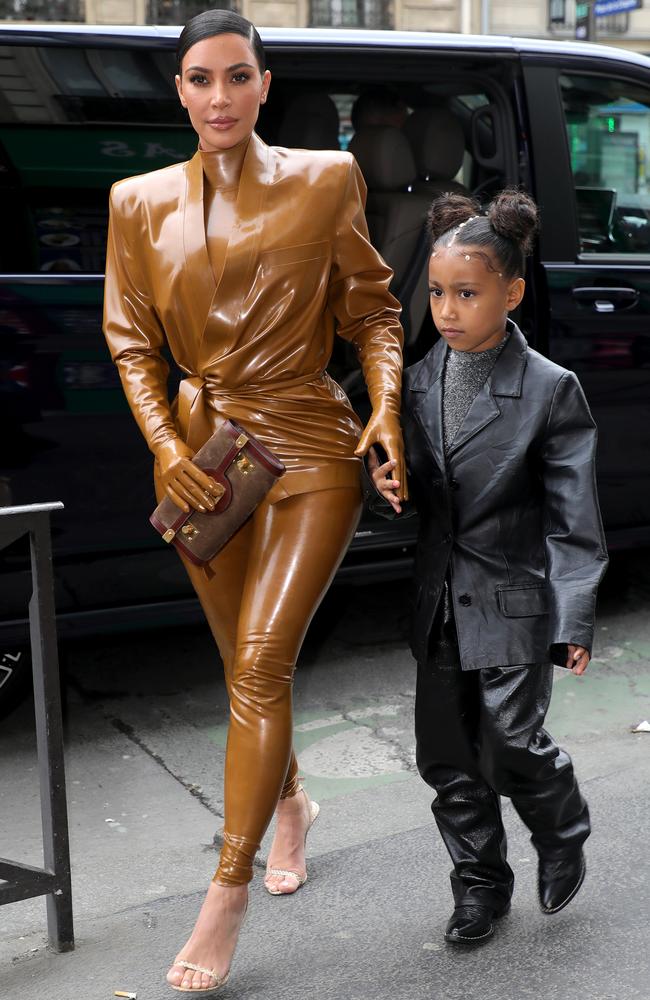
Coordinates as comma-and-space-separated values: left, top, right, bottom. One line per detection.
595, 0, 641, 15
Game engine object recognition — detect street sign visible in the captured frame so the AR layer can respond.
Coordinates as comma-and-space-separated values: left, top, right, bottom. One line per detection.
594, 0, 641, 14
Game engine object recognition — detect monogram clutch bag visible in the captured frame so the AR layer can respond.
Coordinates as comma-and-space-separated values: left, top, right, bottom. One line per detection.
150, 419, 285, 566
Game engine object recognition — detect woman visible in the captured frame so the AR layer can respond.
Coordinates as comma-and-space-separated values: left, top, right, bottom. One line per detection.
103, 10, 406, 995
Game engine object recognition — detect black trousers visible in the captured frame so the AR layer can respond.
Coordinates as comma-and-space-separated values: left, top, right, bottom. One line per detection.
415, 586, 591, 910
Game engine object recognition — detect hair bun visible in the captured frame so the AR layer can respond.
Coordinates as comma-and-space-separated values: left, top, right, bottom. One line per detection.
487, 189, 539, 256
427, 193, 481, 244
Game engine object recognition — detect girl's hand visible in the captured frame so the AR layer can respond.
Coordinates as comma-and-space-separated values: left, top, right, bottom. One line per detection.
155, 438, 224, 514
367, 447, 402, 514
355, 408, 408, 501
567, 644, 590, 675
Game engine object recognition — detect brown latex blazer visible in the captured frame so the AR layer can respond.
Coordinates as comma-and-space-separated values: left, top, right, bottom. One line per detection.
102, 131, 404, 503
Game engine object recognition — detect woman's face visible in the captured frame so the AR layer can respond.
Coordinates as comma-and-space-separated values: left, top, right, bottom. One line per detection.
428, 244, 525, 352
175, 33, 271, 152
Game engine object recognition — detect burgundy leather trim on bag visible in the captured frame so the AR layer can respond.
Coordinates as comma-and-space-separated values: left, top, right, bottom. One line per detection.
149, 418, 285, 565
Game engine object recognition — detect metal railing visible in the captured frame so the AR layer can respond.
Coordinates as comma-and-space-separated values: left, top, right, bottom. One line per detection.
0, 501, 74, 954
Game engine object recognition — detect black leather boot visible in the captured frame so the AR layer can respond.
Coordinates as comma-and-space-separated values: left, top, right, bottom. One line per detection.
444, 902, 509, 945
538, 851, 586, 914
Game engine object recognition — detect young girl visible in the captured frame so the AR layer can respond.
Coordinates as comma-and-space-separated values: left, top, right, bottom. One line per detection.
370, 190, 608, 946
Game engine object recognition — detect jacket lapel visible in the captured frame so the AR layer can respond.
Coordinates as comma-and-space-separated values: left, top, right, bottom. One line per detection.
182, 133, 273, 353
182, 150, 216, 336
213, 132, 272, 309
409, 339, 446, 473
408, 321, 529, 465
446, 320, 528, 458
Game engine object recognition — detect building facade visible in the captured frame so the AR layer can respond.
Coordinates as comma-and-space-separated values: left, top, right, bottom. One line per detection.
2, 0, 650, 54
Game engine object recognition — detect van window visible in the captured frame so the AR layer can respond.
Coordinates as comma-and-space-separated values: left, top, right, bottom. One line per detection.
560, 73, 650, 254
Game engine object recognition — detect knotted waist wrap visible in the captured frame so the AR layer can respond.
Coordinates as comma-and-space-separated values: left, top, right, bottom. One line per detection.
175, 369, 363, 504
177, 368, 327, 437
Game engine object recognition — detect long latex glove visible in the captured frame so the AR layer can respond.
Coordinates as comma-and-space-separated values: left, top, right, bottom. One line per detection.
352, 321, 407, 500
104, 187, 223, 515
155, 438, 225, 514
327, 158, 408, 501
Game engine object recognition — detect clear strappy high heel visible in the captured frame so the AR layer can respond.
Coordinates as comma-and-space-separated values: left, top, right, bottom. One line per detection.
264, 786, 320, 896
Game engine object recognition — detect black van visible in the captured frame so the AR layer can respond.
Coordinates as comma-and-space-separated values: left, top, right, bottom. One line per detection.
2, 24, 650, 710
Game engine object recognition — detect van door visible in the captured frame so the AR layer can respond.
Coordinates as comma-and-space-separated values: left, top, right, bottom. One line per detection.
523, 61, 650, 542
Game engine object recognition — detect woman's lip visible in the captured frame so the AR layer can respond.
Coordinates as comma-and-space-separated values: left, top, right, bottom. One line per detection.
207, 119, 237, 129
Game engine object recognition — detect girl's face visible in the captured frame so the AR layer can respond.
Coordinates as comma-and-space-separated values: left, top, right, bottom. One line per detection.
428, 244, 525, 352
175, 33, 271, 152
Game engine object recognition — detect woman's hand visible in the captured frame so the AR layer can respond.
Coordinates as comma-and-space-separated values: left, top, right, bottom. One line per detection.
567, 644, 590, 675
155, 438, 224, 514
355, 407, 408, 501
367, 447, 403, 514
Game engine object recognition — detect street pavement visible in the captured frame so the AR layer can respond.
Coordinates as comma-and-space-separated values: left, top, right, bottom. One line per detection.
1, 551, 649, 1000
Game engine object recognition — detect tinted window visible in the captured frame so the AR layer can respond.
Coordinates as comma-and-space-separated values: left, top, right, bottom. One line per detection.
561, 73, 650, 255
0, 44, 193, 274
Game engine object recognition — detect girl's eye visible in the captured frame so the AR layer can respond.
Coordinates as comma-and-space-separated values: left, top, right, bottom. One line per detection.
188, 74, 208, 86
459, 290, 475, 299
429, 288, 443, 298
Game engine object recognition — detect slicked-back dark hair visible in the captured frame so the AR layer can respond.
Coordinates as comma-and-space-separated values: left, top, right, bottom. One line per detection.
176, 9, 266, 75
427, 189, 539, 279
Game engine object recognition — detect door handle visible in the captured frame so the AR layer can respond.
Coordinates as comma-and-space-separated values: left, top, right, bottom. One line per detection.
572, 286, 640, 311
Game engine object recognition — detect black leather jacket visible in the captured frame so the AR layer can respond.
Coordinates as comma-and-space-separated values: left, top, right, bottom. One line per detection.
394, 321, 608, 669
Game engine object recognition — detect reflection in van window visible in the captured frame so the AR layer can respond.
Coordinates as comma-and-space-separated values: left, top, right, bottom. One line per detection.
561, 74, 650, 254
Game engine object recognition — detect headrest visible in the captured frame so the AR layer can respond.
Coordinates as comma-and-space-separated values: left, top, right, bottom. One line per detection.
348, 125, 416, 192
403, 108, 465, 181
277, 93, 340, 150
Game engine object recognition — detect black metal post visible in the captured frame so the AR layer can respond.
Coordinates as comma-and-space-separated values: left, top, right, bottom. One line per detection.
0, 501, 73, 952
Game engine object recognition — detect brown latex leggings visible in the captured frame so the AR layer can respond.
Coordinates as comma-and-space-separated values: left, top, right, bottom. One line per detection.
176, 485, 362, 886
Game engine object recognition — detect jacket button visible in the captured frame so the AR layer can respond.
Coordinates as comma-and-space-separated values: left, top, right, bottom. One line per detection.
449, 479, 460, 491
459, 594, 472, 607
442, 533, 452, 543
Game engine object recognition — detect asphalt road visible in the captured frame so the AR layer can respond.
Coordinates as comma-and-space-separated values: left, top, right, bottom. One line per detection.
1, 550, 649, 1000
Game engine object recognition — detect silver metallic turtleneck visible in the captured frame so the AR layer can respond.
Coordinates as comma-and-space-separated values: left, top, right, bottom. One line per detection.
442, 333, 509, 454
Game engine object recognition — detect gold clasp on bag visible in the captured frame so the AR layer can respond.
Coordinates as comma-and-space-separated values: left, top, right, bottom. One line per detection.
162, 528, 176, 543
236, 454, 254, 475
235, 433, 248, 448
181, 522, 199, 539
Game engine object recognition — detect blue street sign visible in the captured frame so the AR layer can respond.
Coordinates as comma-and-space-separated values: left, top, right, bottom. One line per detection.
595, 0, 641, 15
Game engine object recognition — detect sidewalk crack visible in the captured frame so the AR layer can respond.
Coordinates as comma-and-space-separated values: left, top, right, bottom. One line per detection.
110, 716, 223, 820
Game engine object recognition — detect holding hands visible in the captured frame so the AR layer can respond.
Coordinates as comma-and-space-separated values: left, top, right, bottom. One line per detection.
355, 406, 408, 515
367, 449, 403, 515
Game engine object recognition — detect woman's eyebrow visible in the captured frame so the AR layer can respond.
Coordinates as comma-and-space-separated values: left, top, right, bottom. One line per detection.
184, 62, 255, 73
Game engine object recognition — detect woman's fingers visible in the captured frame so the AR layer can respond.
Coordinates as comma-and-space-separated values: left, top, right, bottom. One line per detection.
165, 484, 190, 514
167, 478, 209, 513
177, 460, 222, 498
177, 471, 217, 510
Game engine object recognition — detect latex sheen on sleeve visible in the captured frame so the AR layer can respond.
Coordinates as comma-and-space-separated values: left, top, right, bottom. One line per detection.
327, 158, 404, 419
103, 185, 178, 454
